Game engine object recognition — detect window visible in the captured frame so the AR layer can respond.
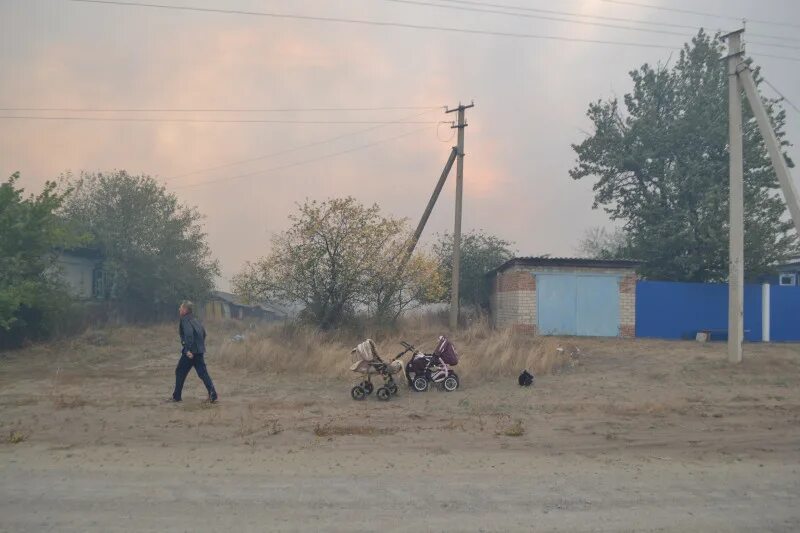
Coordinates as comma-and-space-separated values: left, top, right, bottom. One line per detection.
779, 273, 797, 286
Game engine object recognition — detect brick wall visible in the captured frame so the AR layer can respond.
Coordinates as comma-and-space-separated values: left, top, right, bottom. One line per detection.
491, 265, 637, 337
619, 273, 636, 338
492, 266, 536, 330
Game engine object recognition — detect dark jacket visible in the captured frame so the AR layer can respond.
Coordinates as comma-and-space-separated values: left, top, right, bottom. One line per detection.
179, 314, 207, 355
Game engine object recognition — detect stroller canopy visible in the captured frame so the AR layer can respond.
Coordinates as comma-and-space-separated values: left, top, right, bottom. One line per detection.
434, 336, 459, 366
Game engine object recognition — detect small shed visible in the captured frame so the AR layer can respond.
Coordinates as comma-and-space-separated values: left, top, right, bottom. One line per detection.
54, 248, 103, 300
204, 291, 286, 322
487, 257, 639, 337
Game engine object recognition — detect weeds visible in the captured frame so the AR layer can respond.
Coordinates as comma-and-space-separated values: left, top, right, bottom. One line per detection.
216, 316, 576, 380
313, 421, 396, 437
7, 430, 28, 444
498, 419, 525, 437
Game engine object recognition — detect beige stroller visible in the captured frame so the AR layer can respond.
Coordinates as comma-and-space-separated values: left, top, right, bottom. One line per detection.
350, 339, 408, 401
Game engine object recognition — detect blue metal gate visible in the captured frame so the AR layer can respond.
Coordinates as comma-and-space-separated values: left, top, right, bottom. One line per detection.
537, 274, 620, 337
576, 276, 620, 337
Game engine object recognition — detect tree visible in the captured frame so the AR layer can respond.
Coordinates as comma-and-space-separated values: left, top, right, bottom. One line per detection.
570, 30, 797, 282
366, 251, 445, 322
62, 171, 219, 317
232, 197, 443, 328
433, 230, 515, 309
577, 227, 631, 259
0, 173, 74, 345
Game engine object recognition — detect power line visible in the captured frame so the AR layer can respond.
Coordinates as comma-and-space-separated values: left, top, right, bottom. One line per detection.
0, 105, 443, 113
436, 0, 702, 31
751, 52, 800, 64
173, 126, 433, 190
380, 0, 690, 38
166, 108, 444, 181
762, 78, 800, 115
747, 40, 800, 52
438, 0, 800, 44
65, 0, 679, 49
0, 115, 440, 124
601, 0, 800, 30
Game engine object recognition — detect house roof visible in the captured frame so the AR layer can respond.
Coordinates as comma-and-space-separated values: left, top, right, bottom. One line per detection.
487, 256, 642, 276
211, 290, 287, 316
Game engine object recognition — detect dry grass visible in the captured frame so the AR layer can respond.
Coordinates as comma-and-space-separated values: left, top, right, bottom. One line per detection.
498, 419, 526, 437
313, 421, 397, 437
216, 316, 577, 380
7, 430, 28, 444
53, 394, 87, 409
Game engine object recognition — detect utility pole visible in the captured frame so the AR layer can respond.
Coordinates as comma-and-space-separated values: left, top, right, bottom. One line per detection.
446, 102, 474, 331
738, 66, 800, 235
724, 29, 745, 364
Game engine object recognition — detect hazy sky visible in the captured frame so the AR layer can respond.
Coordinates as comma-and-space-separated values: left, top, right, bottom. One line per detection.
2, 0, 799, 288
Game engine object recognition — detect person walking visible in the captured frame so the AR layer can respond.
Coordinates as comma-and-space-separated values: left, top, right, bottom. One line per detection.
172, 301, 218, 403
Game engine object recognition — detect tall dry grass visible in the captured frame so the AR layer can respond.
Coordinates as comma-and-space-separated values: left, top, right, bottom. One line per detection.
216, 315, 577, 380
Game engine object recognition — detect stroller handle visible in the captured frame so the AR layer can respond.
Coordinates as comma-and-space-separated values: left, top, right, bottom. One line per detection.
393, 345, 413, 361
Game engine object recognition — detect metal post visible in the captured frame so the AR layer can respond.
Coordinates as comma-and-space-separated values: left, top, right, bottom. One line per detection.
724, 30, 745, 363
446, 102, 474, 331
738, 65, 800, 235
762, 283, 771, 343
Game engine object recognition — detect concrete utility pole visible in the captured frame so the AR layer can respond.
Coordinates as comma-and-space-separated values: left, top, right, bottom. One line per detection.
738, 66, 800, 235
395, 147, 458, 274
724, 29, 745, 364
446, 102, 474, 331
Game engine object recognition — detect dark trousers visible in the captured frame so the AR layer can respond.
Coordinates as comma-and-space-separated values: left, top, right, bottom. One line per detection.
173, 353, 216, 401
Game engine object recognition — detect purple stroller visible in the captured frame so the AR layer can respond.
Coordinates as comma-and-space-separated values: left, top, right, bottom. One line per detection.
403, 336, 460, 392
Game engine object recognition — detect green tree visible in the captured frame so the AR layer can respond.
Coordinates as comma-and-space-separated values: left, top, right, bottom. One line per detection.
62, 171, 219, 316
233, 197, 443, 328
0, 173, 74, 345
577, 227, 631, 259
433, 230, 515, 309
570, 31, 797, 282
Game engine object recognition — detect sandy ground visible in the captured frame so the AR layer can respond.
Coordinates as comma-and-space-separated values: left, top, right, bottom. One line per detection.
1, 327, 800, 532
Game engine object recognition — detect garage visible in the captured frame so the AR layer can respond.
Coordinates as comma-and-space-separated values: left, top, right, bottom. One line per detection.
536, 274, 620, 336
487, 257, 639, 337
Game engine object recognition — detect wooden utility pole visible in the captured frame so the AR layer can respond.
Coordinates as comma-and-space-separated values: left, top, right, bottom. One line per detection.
446, 102, 474, 331
724, 29, 745, 364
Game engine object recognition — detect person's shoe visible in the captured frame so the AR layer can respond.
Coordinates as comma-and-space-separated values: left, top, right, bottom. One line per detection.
209, 392, 218, 403
168, 396, 181, 403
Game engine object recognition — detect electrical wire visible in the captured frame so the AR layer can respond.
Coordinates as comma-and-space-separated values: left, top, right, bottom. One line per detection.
601, 0, 800, 30
172, 125, 435, 190
762, 79, 800, 115
436, 0, 800, 43
165, 108, 444, 181
0, 115, 440, 124
0, 105, 443, 113
380, 0, 691, 38
436, 0, 702, 30
65, 0, 679, 50
751, 52, 800, 64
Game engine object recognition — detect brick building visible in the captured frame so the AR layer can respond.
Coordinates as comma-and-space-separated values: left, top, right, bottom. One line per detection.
487, 257, 639, 337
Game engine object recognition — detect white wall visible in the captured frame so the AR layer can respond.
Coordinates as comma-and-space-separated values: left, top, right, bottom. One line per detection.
56, 255, 95, 299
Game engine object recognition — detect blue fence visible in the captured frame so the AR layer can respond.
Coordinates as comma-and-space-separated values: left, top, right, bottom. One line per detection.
771, 286, 800, 341
636, 280, 763, 342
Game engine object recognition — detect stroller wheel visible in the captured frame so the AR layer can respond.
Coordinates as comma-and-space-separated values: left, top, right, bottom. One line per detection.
362, 381, 374, 395
376, 387, 391, 401
412, 376, 429, 392
388, 383, 399, 395
443, 374, 459, 392
351, 386, 367, 401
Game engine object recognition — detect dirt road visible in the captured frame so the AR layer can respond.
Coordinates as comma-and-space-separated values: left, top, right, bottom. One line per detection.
1, 327, 799, 531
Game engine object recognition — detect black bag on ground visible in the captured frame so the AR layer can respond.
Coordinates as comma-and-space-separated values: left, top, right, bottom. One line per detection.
518, 370, 534, 387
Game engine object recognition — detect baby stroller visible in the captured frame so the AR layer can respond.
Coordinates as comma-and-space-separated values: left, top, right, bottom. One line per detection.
350, 339, 410, 401
403, 336, 460, 393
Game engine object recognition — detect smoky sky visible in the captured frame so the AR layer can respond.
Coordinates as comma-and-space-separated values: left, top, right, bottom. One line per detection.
2, 0, 799, 288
